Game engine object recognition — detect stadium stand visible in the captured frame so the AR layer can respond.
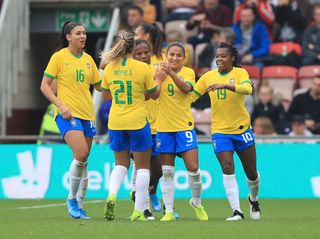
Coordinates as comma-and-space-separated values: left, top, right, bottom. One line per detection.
262, 65, 298, 102
243, 65, 261, 89
269, 42, 302, 56
165, 20, 197, 43
298, 65, 320, 89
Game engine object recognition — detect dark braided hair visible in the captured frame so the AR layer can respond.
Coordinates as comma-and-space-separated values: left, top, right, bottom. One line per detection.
134, 39, 150, 49
217, 42, 241, 68
61, 21, 84, 48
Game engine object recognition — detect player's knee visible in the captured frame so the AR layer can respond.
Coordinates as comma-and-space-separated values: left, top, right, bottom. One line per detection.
162, 165, 174, 179
221, 161, 234, 174
75, 148, 89, 162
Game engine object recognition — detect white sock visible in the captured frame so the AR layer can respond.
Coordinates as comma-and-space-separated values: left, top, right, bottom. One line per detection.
143, 195, 151, 211
131, 161, 137, 192
68, 159, 85, 199
108, 165, 128, 197
188, 169, 202, 207
77, 164, 88, 209
161, 165, 175, 213
223, 174, 241, 212
135, 169, 150, 212
247, 172, 260, 201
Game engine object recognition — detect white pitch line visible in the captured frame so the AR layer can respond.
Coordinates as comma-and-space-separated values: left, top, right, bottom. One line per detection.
15, 200, 104, 210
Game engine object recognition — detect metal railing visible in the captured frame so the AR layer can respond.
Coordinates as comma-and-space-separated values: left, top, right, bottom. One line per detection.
0, 0, 30, 136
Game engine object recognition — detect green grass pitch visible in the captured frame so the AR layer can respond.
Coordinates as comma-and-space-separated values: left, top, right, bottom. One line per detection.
0, 199, 319, 239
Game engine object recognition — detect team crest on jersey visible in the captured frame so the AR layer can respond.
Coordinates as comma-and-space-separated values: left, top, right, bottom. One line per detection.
156, 139, 161, 148
230, 78, 235, 84
87, 63, 91, 69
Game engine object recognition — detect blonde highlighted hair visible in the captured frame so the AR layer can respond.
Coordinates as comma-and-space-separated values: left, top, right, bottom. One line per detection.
101, 31, 134, 65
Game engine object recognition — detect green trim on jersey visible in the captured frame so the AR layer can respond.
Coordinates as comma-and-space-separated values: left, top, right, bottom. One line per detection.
193, 90, 202, 97
146, 85, 158, 93
218, 68, 233, 77
101, 87, 110, 92
44, 72, 55, 79
93, 80, 102, 86
122, 57, 127, 66
71, 51, 83, 59
240, 79, 251, 85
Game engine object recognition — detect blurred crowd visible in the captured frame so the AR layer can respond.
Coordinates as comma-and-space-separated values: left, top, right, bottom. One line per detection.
97, 0, 320, 137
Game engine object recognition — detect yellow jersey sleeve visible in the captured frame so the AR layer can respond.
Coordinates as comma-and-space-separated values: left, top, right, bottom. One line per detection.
44, 53, 60, 79
193, 75, 208, 102
145, 65, 157, 92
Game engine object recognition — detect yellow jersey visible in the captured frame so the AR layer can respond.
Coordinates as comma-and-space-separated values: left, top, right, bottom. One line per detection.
193, 67, 253, 134
44, 48, 101, 121
101, 57, 157, 130
147, 55, 163, 134
157, 66, 195, 132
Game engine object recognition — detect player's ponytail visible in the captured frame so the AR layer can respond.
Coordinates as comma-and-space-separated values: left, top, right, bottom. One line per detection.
60, 21, 84, 48
139, 23, 163, 59
217, 42, 241, 68
101, 31, 134, 65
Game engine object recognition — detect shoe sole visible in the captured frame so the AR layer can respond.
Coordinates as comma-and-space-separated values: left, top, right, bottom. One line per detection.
104, 201, 115, 221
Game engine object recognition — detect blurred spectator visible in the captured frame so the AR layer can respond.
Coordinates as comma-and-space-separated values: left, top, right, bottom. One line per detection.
287, 75, 320, 134
164, 30, 193, 68
163, 0, 200, 23
119, 5, 144, 33
233, 0, 275, 39
150, 0, 162, 21
221, 0, 236, 12
186, 0, 233, 48
251, 84, 287, 133
253, 116, 278, 135
134, 0, 156, 23
233, 6, 270, 67
288, 115, 313, 136
274, 0, 312, 43
302, 4, 320, 65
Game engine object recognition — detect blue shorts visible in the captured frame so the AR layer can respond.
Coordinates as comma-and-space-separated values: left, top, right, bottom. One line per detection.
156, 129, 197, 154
211, 128, 255, 154
108, 123, 152, 152
55, 114, 96, 138
151, 134, 158, 157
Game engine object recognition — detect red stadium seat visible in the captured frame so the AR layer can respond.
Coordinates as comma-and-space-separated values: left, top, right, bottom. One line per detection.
262, 65, 298, 101
269, 42, 302, 56
298, 65, 320, 89
243, 65, 261, 88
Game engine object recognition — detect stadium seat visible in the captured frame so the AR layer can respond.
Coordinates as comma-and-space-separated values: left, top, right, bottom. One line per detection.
262, 65, 298, 101
298, 65, 320, 89
194, 43, 208, 67
192, 108, 211, 136
165, 20, 197, 43
243, 65, 261, 89
269, 42, 302, 56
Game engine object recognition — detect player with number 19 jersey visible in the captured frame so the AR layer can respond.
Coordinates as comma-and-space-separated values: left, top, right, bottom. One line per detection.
193, 67, 252, 134
44, 48, 101, 121
101, 57, 157, 130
